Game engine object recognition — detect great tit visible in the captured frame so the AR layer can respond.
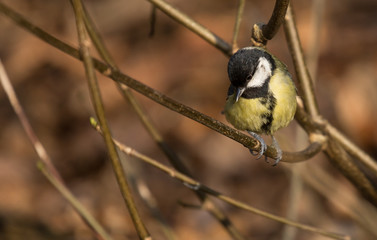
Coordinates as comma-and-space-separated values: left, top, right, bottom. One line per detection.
224, 47, 297, 165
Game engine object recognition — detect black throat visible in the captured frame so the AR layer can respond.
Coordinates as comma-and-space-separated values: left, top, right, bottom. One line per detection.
227, 77, 270, 99
242, 81, 269, 99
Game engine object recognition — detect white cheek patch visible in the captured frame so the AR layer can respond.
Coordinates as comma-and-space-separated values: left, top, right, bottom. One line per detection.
247, 57, 272, 88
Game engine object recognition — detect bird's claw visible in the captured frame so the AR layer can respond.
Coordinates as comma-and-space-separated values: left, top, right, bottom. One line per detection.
247, 133, 283, 166
249, 148, 269, 162
247, 131, 267, 160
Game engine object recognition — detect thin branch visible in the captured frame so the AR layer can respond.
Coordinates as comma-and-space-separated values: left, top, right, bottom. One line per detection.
232, 0, 245, 52
0, 59, 113, 240
90, 121, 349, 240
81, 5, 117, 68
283, 5, 319, 118
282, 141, 323, 163
70, 0, 150, 238
263, 0, 290, 40
0, 3, 80, 58
251, 0, 290, 46
0, 60, 61, 181
146, 0, 232, 56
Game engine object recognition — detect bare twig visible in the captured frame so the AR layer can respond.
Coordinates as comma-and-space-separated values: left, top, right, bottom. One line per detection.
0, 60, 61, 181
283, 5, 319, 118
251, 0, 290, 46
70, 0, 150, 238
281, 139, 324, 163
232, 0, 245, 52
263, 0, 290, 40
81, 5, 116, 68
0, 59, 114, 240
146, 0, 232, 56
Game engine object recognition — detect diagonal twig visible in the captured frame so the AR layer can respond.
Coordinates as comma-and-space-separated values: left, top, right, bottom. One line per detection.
231, 0, 245, 52
70, 0, 150, 238
146, 0, 232, 56
263, 0, 290, 40
283, 4, 319, 118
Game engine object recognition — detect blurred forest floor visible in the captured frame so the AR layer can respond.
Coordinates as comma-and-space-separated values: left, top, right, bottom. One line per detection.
0, 0, 377, 239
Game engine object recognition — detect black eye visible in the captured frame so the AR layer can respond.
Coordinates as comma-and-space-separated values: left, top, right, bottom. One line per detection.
246, 75, 252, 81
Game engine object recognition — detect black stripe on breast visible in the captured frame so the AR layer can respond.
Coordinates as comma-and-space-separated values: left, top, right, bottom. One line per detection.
260, 93, 277, 133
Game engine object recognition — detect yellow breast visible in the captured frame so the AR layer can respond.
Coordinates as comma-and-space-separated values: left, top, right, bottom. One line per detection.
225, 95, 269, 133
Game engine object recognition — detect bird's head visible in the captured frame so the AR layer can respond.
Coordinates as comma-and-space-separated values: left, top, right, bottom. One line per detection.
227, 47, 275, 101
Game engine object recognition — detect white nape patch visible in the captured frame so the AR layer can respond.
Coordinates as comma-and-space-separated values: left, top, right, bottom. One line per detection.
246, 57, 272, 88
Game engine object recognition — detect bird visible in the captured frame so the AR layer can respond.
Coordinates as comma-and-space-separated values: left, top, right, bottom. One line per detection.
224, 46, 297, 165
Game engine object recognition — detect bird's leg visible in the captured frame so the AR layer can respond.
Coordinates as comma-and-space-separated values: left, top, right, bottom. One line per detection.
247, 131, 267, 160
271, 135, 282, 166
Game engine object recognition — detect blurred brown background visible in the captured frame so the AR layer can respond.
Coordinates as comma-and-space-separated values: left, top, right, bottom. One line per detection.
1, 0, 377, 239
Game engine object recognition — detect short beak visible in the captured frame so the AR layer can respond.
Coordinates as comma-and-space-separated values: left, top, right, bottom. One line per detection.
235, 87, 245, 102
